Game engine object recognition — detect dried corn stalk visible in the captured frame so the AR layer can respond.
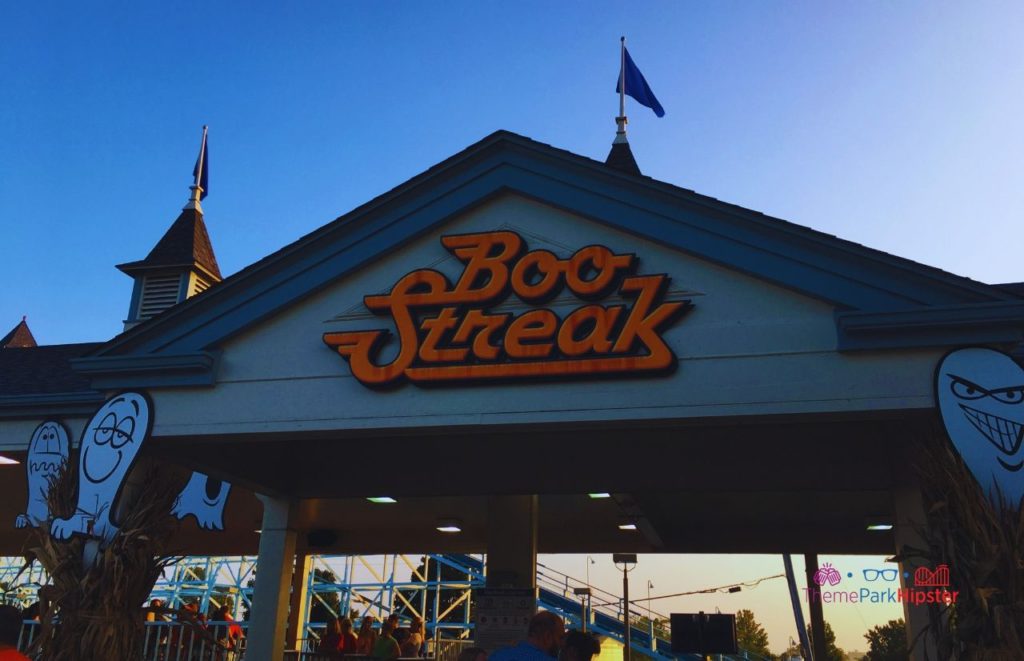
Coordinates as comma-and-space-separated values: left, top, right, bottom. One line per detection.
24, 458, 185, 661
904, 429, 1024, 660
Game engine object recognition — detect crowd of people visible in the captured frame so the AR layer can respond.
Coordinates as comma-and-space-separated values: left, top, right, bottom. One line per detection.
1, 601, 600, 661
314, 610, 599, 661
141, 598, 245, 659
317, 613, 426, 657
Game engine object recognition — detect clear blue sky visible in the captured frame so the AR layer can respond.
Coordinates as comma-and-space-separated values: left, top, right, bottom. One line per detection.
2, 1, 1019, 652
3, 1, 1023, 344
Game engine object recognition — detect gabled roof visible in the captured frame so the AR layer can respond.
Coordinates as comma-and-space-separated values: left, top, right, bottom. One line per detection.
117, 207, 221, 279
71, 130, 1024, 387
1, 318, 36, 349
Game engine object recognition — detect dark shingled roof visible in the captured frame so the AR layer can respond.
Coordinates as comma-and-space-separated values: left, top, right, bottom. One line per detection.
0, 343, 102, 397
995, 283, 1024, 298
116, 207, 221, 279
605, 141, 641, 176
1, 318, 36, 349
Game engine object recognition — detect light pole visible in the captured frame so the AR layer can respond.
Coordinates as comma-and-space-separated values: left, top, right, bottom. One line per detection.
647, 580, 654, 650
613, 554, 637, 661
573, 587, 592, 632
586, 555, 595, 591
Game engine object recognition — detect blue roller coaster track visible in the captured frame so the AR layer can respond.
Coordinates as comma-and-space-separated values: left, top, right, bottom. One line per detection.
0, 554, 772, 661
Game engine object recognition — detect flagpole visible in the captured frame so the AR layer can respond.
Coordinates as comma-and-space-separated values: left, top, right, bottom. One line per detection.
615, 37, 628, 144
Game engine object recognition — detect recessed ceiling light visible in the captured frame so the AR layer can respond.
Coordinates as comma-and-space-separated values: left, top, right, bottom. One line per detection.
618, 523, 638, 531
0, 455, 19, 465
436, 518, 462, 533
866, 523, 893, 531
367, 497, 397, 504
588, 493, 611, 499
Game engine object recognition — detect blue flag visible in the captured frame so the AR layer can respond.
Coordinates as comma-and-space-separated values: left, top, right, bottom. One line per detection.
616, 47, 665, 118
192, 133, 209, 200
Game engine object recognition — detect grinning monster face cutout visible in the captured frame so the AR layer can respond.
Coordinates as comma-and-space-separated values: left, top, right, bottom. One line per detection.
172, 472, 232, 531
15, 421, 70, 529
50, 392, 152, 543
937, 348, 1024, 504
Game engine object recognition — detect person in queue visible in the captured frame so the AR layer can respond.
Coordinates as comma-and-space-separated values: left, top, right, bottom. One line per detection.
318, 617, 344, 654
489, 611, 566, 661
356, 615, 379, 654
0, 605, 29, 661
400, 616, 425, 657
339, 617, 358, 653
371, 617, 402, 659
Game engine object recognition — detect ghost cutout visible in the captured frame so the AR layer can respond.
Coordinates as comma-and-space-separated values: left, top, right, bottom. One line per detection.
172, 472, 232, 530
936, 348, 1024, 504
50, 392, 152, 543
15, 421, 70, 529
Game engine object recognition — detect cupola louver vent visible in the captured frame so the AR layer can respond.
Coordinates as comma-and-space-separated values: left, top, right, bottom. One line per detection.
138, 274, 183, 320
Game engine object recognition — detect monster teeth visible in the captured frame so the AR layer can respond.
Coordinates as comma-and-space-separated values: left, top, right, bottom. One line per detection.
960, 404, 1024, 455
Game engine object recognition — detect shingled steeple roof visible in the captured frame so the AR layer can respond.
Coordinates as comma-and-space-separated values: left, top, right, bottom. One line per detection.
116, 207, 221, 279
1, 317, 37, 349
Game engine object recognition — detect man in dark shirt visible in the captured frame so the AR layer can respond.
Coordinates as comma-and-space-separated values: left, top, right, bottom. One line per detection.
489, 611, 566, 661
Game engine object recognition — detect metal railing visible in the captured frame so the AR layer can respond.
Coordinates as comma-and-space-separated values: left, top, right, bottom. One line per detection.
16, 619, 248, 661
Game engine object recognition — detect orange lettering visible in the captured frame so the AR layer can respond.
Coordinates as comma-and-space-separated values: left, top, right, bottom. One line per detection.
565, 246, 633, 298
324, 231, 690, 387
510, 250, 564, 301
419, 308, 467, 363
443, 231, 521, 304
504, 309, 557, 359
557, 305, 624, 357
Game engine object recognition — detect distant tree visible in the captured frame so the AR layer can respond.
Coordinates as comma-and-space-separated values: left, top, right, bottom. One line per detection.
735, 609, 773, 659
632, 615, 670, 640
309, 568, 342, 624
407, 556, 474, 626
779, 639, 803, 659
861, 619, 906, 661
807, 621, 845, 661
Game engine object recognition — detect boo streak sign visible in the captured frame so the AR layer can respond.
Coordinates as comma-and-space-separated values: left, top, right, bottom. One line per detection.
324, 230, 691, 387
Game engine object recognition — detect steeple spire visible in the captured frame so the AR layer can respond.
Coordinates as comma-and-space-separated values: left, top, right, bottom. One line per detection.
117, 127, 221, 330
184, 125, 209, 213
1, 316, 36, 349
606, 37, 642, 176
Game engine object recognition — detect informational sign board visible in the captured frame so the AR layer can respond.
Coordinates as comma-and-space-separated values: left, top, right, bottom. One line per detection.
473, 587, 538, 651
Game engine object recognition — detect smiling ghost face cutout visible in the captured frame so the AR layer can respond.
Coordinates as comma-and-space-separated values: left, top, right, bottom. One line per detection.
16, 421, 70, 529
172, 472, 232, 531
50, 392, 152, 543
937, 348, 1024, 504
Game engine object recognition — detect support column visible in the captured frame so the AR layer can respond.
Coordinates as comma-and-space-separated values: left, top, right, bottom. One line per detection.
286, 552, 313, 652
485, 495, 538, 588
804, 554, 827, 661
892, 486, 937, 661
247, 495, 298, 661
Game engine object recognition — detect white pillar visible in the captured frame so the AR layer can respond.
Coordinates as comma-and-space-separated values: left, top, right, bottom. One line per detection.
286, 553, 313, 652
247, 495, 298, 661
892, 486, 937, 661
